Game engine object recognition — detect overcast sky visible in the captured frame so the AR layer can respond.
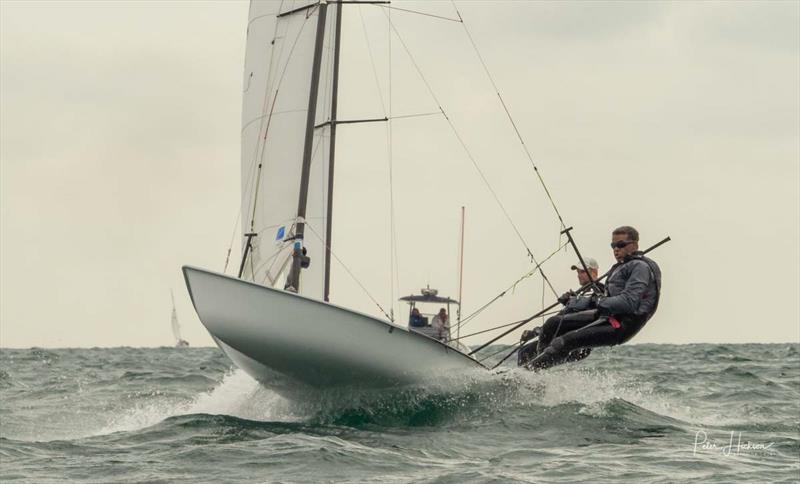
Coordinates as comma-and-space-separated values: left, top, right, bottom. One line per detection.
1, 0, 798, 348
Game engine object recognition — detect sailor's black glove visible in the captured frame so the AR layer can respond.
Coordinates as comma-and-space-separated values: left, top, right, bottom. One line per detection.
520, 326, 541, 342
557, 291, 575, 306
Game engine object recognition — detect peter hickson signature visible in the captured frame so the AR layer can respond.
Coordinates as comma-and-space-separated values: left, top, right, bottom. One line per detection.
694, 430, 775, 456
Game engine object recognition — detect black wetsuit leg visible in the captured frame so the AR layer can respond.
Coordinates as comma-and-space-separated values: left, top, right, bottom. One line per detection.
537, 310, 598, 353
518, 338, 591, 367
558, 323, 621, 350
517, 340, 538, 366
528, 320, 617, 370
559, 315, 649, 351
529, 315, 649, 370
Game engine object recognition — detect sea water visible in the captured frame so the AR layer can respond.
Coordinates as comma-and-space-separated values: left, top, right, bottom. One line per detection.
1, 344, 798, 483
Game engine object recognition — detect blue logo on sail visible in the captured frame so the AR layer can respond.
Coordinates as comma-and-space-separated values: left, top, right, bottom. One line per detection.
276, 226, 286, 241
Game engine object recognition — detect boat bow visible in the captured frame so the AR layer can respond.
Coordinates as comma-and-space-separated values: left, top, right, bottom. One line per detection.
183, 266, 485, 397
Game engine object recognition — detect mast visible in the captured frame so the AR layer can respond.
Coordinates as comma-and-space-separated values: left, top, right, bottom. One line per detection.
457, 206, 465, 341
324, 1, 343, 302
286, 2, 329, 293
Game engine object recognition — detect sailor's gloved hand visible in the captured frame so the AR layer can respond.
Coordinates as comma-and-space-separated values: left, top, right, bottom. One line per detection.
557, 291, 575, 306
595, 301, 611, 317
520, 326, 541, 342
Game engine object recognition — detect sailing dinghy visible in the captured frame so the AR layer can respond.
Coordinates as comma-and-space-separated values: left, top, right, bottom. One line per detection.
185, 267, 484, 396
183, 1, 588, 397
183, 1, 497, 397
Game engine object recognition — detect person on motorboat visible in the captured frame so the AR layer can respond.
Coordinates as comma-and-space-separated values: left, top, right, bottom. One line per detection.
525, 225, 662, 370
408, 307, 427, 328
431, 308, 450, 342
517, 257, 603, 366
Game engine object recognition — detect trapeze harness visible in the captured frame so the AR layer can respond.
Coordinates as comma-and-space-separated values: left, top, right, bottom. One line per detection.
607, 252, 661, 340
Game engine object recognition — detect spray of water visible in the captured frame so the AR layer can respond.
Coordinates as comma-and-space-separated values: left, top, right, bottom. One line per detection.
96, 363, 729, 437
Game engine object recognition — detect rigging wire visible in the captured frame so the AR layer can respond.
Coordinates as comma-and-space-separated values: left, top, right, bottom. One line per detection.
453, 240, 567, 333
359, 4, 398, 319
389, 111, 441, 121
304, 221, 394, 321
319, 7, 337, 288
387, 7, 401, 322
541, 263, 546, 324
477, 340, 522, 364
248, 90, 279, 233
358, 5, 387, 113
249, 240, 257, 282
222, 211, 242, 274
376, 4, 462, 23
378, 8, 553, 284
452, 309, 559, 342
450, 0, 568, 231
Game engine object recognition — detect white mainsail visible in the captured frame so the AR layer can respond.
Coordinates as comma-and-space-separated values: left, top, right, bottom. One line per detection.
241, 1, 338, 299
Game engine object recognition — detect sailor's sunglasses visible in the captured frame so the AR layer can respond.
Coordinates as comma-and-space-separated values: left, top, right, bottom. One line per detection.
610, 240, 635, 249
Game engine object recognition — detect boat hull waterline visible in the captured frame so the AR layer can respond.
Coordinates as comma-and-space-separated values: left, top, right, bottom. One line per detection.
182, 266, 487, 397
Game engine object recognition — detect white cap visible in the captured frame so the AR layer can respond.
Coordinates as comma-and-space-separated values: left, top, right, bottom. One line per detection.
571, 257, 599, 271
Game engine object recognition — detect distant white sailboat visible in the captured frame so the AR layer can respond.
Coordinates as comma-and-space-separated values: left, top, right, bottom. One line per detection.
170, 290, 189, 348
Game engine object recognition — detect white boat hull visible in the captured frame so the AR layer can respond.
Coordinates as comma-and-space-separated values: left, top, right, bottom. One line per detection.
182, 266, 486, 398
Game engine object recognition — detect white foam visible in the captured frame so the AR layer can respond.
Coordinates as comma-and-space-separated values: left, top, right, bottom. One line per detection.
502, 366, 728, 427
98, 369, 299, 436
188, 369, 310, 422
94, 364, 724, 438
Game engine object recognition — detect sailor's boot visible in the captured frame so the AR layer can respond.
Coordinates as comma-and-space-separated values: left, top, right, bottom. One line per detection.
528, 337, 565, 371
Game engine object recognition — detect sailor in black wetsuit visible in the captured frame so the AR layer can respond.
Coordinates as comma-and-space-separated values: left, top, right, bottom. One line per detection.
525, 225, 662, 370
517, 257, 604, 367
